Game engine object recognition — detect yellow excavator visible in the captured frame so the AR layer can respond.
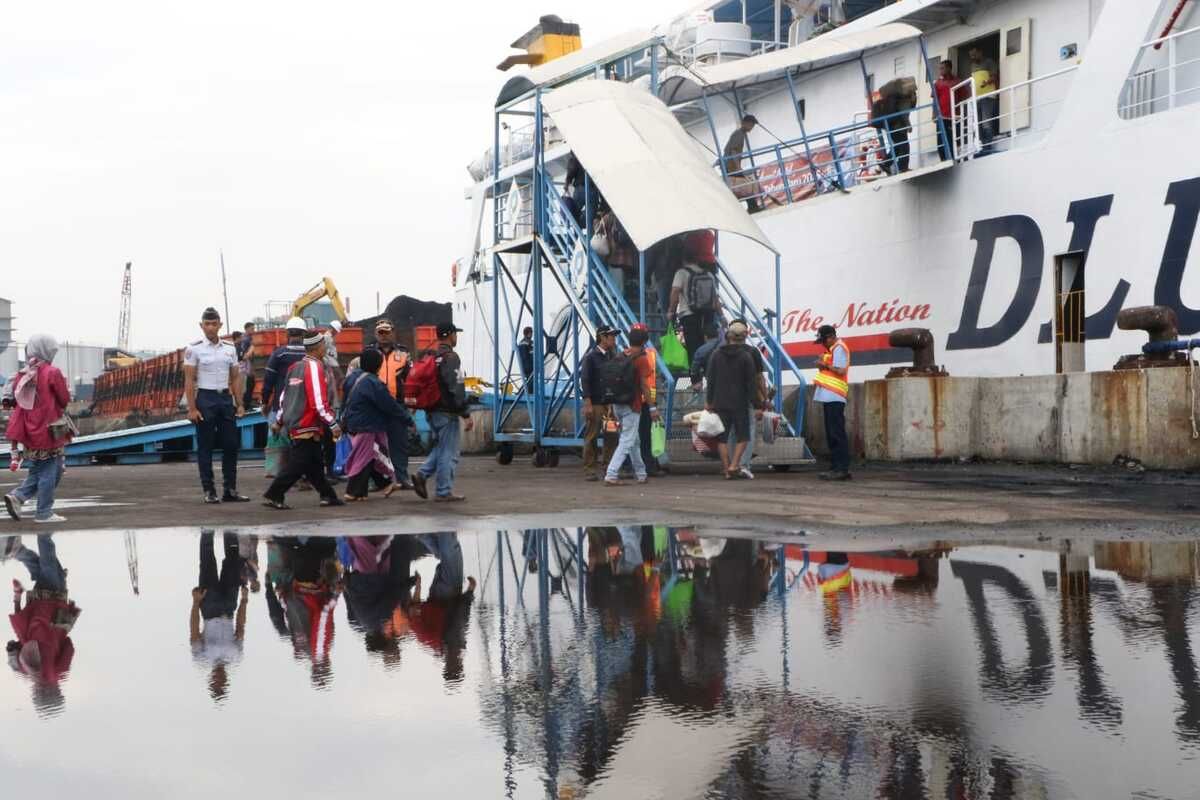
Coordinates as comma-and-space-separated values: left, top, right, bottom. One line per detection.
292, 277, 349, 323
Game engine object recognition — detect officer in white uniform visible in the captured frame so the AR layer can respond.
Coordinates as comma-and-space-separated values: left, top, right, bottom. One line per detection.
184, 307, 249, 504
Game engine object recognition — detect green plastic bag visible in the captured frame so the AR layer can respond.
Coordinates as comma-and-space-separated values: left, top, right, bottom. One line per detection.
650, 421, 667, 458
660, 327, 689, 374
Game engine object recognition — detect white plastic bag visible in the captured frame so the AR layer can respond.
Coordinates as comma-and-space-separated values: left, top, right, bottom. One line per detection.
590, 231, 610, 257
695, 410, 725, 438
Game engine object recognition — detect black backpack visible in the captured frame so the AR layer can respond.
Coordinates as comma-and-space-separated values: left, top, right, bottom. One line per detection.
685, 267, 719, 312
599, 352, 640, 405
276, 360, 309, 430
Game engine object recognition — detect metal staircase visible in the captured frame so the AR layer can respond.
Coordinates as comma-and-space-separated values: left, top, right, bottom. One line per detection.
492, 168, 813, 465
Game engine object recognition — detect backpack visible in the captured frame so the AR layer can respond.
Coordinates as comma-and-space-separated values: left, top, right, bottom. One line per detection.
403, 354, 443, 411
277, 361, 310, 430
599, 352, 641, 405
685, 267, 719, 312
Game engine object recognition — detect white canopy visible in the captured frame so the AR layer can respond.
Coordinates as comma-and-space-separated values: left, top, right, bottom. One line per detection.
658, 22, 922, 106
542, 79, 775, 254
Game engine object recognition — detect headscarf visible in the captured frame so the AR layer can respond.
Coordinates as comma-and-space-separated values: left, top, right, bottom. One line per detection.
14, 335, 58, 411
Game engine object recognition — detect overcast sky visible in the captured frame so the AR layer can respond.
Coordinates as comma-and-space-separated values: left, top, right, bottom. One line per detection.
1, 1, 659, 351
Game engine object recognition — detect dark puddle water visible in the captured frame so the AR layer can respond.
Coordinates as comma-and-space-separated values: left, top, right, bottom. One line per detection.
2, 528, 1199, 799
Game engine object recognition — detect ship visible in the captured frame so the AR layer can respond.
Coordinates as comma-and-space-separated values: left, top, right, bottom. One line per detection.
452, 0, 1200, 389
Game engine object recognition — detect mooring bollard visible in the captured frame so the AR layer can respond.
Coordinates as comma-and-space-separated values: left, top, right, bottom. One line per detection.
885, 328, 948, 378
1113, 305, 1194, 370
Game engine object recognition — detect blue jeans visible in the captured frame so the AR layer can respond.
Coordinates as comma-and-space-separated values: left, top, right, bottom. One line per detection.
13, 456, 65, 521
605, 404, 646, 481
15, 534, 67, 591
419, 412, 462, 497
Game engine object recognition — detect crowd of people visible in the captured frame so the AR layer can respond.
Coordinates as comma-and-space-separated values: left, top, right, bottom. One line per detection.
1, 288, 855, 523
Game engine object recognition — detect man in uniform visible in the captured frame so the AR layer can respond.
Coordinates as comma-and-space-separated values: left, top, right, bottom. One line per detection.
184, 307, 249, 504
366, 319, 414, 490
812, 324, 851, 481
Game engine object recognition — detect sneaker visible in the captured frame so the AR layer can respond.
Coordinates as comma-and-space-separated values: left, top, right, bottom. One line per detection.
203, 490, 221, 504
636, 477, 649, 484
739, 467, 755, 480
261, 497, 290, 510
222, 491, 251, 503
320, 497, 346, 507
433, 494, 466, 503
411, 473, 428, 500
604, 479, 628, 487
584, 473, 599, 482
0, 535, 21, 561
35, 514, 67, 524
4, 492, 22, 521
823, 471, 852, 481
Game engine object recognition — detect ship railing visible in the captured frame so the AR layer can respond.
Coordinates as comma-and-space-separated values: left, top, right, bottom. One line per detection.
1119, 24, 1200, 119
715, 101, 949, 211
951, 64, 1079, 161
493, 178, 535, 242
673, 36, 787, 67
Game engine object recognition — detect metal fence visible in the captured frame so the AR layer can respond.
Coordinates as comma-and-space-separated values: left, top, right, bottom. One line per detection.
1119, 24, 1200, 119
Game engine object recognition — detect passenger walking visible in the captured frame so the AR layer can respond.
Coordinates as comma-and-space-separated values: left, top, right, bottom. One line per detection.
411, 323, 473, 502
183, 308, 248, 504
597, 207, 639, 311
340, 348, 411, 501
7, 534, 80, 711
604, 325, 657, 486
321, 321, 345, 485
190, 530, 248, 700
933, 60, 965, 160
517, 326, 535, 381
238, 322, 257, 409
724, 114, 760, 211
579, 325, 618, 481
669, 230, 722, 360
4, 336, 72, 523
259, 318, 308, 478
705, 321, 762, 479
637, 335, 663, 476
262, 332, 346, 509
366, 319, 414, 490
969, 47, 999, 149
813, 324, 852, 480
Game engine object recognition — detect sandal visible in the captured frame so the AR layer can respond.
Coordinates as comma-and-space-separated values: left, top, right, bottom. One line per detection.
383, 482, 400, 498
343, 494, 368, 503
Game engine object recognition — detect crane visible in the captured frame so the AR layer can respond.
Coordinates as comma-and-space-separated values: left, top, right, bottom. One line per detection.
117, 262, 132, 352
291, 276, 350, 324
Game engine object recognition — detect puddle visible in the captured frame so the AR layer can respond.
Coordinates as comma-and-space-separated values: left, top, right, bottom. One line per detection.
2, 527, 1198, 799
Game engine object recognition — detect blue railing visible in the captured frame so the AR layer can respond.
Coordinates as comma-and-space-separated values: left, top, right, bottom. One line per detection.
718, 102, 948, 211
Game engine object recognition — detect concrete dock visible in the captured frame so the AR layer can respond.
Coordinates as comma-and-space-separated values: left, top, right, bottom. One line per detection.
2, 456, 1195, 541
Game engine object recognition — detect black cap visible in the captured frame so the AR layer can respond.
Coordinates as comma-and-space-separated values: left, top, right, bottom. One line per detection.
595, 325, 617, 337
201, 307, 221, 322
815, 324, 837, 342
437, 322, 464, 338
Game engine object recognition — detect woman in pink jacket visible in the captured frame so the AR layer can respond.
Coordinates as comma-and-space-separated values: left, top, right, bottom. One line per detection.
4, 336, 71, 523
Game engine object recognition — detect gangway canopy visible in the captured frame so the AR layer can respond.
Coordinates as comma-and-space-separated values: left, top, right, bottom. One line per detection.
657, 22, 922, 106
542, 79, 775, 254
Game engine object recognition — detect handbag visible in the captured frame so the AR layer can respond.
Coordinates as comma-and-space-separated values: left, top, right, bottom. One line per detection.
659, 327, 689, 374
650, 421, 667, 458
589, 230, 611, 258
48, 413, 79, 441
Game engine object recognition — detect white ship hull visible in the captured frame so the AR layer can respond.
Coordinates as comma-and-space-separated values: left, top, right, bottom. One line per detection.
454, 0, 1200, 383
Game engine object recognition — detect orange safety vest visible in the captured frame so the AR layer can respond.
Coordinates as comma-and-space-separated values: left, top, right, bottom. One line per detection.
813, 340, 851, 399
379, 348, 410, 398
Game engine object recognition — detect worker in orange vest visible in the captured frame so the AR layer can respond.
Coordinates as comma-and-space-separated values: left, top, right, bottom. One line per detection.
812, 324, 851, 480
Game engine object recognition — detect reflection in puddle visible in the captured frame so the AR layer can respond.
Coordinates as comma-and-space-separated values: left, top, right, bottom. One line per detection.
2, 528, 1199, 798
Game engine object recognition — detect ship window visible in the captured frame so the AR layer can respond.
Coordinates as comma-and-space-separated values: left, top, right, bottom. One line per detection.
894, 56, 906, 76
1006, 27, 1022, 56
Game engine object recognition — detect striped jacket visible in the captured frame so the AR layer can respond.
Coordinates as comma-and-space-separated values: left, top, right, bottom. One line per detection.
287, 356, 337, 438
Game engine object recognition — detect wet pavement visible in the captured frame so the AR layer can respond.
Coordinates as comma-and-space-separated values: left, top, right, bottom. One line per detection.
3, 526, 1199, 799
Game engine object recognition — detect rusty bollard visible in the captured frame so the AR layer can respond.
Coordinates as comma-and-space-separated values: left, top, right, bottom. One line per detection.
885, 328, 948, 378
1114, 305, 1190, 370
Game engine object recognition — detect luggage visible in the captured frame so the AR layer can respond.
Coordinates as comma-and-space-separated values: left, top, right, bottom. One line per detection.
403, 355, 443, 411
685, 267, 719, 312
660, 327, 690, 373
276, 361, 310, 430
598, 352, 640, 405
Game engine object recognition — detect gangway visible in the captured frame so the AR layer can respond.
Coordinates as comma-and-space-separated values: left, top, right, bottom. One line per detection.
489, 74, 814, 469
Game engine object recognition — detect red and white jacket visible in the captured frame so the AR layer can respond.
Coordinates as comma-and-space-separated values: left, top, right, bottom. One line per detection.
288, 356, 337, 438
